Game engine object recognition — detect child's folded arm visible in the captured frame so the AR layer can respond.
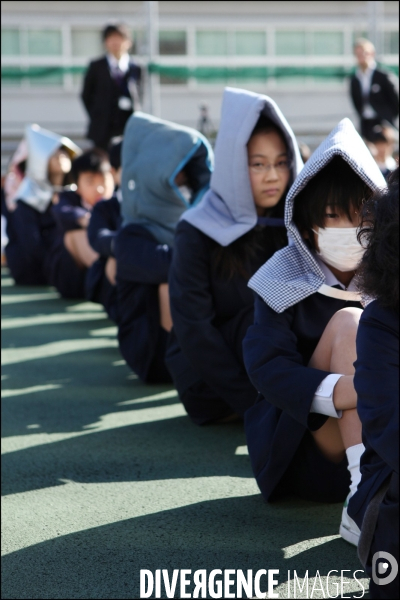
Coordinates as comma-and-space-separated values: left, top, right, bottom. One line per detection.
169, 223, 257, 413
87, 200, 119, 256
355, 308, 399, 474
114, 227, 172, 284
52, 202, 88, 233
243, 295, 331, 430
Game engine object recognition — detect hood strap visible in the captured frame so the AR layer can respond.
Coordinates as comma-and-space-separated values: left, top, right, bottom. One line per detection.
317, 284, 361, 302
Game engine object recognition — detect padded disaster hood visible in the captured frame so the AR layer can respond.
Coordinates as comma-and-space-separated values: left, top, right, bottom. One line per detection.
182, 87, 303, 246
15, 124, 81, 213
249, 118, 387, 313
121, 112, 213, 247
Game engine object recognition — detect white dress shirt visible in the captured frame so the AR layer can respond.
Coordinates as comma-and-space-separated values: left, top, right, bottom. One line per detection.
106, 52, 130, 75
356, 61, 377, 119
309, 254, 358, 419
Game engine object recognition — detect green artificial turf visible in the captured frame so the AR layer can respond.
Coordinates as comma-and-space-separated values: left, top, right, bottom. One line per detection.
1, 269, 370, 599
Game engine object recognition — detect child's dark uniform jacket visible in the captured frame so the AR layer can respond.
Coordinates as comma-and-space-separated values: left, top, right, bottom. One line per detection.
167, 87, 303, 425
167, 220, 287, 424
350, 300, 398, 599
115, 224, 173, 383
49, 190, 90, 299
116, 111, 213, 383
86, 194, 122, 322
243, 118, 387, 503
4, 125, 80, 286
5, 200, 57, 285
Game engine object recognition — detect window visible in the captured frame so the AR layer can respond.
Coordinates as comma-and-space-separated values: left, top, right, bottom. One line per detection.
276, 30, 344, 56
196, 31, 228, 56
312, 32, 343, 55
27, 29, 62, 56
276, 31, 306, 55
71, 28, 103, 57
234, 31, 266, 56
1, 28, 20, 55
384, 31, 399, 54
159, 30, 187, 55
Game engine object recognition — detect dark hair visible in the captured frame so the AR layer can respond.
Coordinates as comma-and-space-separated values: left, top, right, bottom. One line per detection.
211, 226, 287, 281
108, 138, 123, 170
357, 168, 399, 311
250, 115, 288, 145
71, 148, 111, 182
293, 156, 372, 250
211, 116, 289, 280
102, 23, 130, 42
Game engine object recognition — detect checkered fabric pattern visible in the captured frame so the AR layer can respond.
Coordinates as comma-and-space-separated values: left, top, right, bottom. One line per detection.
249, 118, 387, 313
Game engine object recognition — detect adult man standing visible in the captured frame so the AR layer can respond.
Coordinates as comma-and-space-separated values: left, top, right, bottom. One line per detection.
350, 38, 398, 141
81, 24, 142, 150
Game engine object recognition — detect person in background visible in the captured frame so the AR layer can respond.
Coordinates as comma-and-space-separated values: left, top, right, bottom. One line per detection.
349, 168, 398, 599
86, 139, 123, 322
81, 24, 142, 151
3, 138, 28, 213
4, 124, 80, 286
115, 112, 213, 384
166, 87, 303, 425
368, 123, 398, 180
298, 141, 311, 163
243, 119, 386, 547
49, 149, 114, 299
350, 38, 399, 142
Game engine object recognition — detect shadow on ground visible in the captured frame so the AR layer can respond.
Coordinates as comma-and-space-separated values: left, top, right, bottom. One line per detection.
1, 495, 367, 599
1, 272, 369, 598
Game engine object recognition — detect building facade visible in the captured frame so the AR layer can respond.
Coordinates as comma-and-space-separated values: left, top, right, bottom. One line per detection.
1, 1, 399, 155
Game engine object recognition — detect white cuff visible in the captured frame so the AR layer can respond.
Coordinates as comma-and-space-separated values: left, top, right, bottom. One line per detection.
310, 373, 343, 418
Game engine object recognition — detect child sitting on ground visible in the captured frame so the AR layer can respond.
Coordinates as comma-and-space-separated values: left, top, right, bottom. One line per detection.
49, 148, 114, 299
115, 112, 213, 383
349, 168, 398, 598
243, 119, 387, 546
4, 124, 80, 286
166, 87, 303, 425
86, 139, 123, 322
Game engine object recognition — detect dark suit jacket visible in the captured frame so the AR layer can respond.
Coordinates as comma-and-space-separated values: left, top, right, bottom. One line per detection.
350, 67, 399, 125
81, 56, 142, 148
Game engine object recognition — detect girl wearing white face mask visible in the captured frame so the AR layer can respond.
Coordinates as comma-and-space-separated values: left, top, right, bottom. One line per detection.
242, 120, 387, 548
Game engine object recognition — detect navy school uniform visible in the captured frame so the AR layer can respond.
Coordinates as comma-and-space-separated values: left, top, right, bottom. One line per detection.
86, 195, 122, 322
48, 190, 90, 299
243, 118, 387, 503
349, 301, 398, 599
244, 293, 362, 502
4, 199, 57, 286
114, 224, 173, 384
166, 87, 304, 425
166, 220, 286, 424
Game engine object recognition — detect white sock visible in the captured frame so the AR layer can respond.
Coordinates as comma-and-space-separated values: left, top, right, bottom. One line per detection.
346, 443, 365, 498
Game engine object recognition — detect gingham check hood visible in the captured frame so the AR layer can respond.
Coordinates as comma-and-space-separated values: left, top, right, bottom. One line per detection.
248, 118, 387, 313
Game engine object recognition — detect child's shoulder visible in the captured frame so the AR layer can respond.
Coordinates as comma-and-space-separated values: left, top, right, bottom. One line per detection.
361, 300, 399, 334
58, 190, 83, 207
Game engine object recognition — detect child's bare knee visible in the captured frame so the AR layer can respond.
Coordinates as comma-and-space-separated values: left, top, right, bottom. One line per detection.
328, 307, 362, 338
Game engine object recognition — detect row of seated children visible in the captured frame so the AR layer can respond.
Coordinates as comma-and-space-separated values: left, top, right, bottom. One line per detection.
114, 93, 399, 597
114, 92, 397, 598
2, 126, 123, 323
2, 89, 398, 598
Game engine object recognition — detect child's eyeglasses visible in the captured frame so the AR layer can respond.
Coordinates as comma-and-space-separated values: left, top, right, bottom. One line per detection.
249, 160, 292, 174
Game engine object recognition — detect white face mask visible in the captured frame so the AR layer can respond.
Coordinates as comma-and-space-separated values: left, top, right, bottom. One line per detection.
312, 227, 364, 272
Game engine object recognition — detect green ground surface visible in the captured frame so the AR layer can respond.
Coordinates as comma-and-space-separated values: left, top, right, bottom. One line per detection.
1, 268, 369, 599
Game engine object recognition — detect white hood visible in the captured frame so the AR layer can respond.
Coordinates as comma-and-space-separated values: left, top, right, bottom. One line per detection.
15, 124, 81, 213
